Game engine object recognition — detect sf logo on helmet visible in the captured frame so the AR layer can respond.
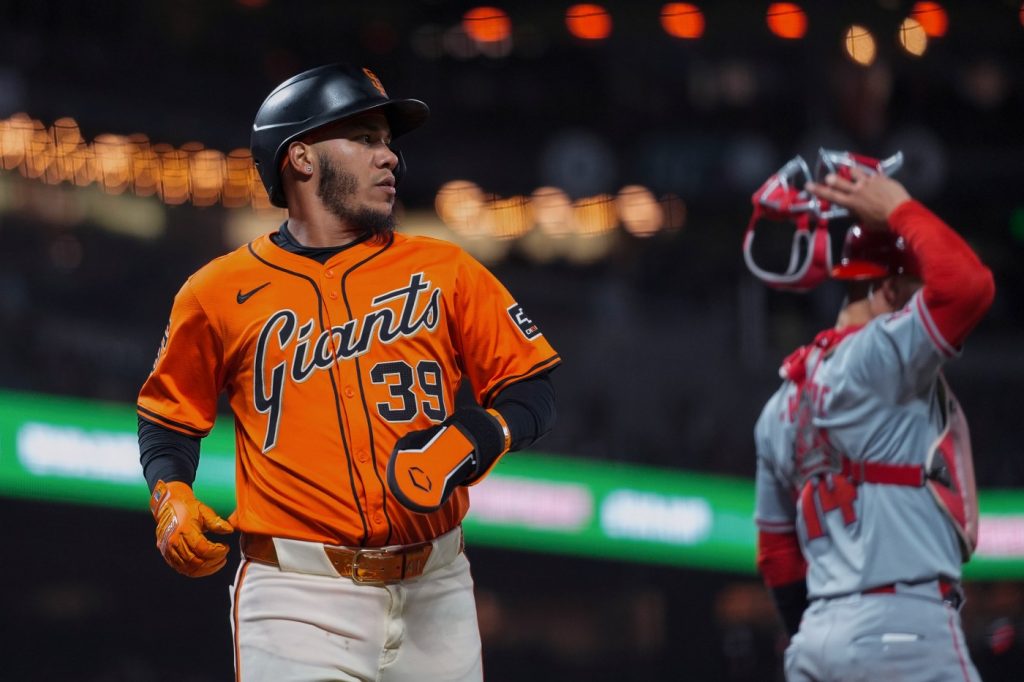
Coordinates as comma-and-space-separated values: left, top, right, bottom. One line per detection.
362, 68, 387, 97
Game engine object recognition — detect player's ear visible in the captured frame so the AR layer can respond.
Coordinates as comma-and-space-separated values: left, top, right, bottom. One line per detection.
879, 277, 904, 310
286, 141, 315, 177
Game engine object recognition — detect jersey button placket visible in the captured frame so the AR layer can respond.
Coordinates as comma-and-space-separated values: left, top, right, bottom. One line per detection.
336, 267, 391, 545
321, 265, 368, 535
324, 269, 339, 301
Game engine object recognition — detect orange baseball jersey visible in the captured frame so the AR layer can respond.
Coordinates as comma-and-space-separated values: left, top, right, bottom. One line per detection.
138, 232, 560, 547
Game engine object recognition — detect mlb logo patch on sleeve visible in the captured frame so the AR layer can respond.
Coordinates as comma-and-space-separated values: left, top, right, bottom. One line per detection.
507, 304, 541, 340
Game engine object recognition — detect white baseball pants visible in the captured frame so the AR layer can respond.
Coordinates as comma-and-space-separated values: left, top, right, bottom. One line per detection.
229, 529, 482, 682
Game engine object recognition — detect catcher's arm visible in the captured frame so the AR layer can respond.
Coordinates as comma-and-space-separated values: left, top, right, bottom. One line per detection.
758, 529, 808, 637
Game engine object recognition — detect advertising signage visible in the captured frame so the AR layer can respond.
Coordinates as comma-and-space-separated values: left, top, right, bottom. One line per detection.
2, 390, 1023, 578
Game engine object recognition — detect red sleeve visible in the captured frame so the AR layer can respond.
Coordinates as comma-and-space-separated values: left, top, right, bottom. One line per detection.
889, 200, 995, 347
757, 529, 807, 588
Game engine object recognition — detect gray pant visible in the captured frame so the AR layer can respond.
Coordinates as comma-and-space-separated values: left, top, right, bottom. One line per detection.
785, 589, 980, 682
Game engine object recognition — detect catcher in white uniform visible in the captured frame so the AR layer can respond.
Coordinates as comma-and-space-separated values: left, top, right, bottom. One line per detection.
749, 151, 995, 681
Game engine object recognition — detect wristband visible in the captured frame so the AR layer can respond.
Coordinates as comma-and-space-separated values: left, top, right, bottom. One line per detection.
486, 408, 511, 453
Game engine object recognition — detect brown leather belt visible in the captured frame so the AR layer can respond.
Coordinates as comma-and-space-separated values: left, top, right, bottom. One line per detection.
240, 532, 456, 585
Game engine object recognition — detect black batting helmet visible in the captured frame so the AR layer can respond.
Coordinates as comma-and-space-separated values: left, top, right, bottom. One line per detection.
831, 224, 921, 281
251, 63, 430, 208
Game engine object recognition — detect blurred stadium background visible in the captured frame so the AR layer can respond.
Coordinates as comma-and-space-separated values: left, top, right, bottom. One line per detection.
1, 1, 1023, 680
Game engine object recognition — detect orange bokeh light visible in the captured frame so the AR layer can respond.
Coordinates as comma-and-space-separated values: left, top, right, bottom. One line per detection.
462, 7, 512, 43
843, 24, 876, 66
660, 3, 705, 39
766, 3, 807, 39
566, 4, 612, 41
910, 1, 948, 37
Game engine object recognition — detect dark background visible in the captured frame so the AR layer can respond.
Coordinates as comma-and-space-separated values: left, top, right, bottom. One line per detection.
1, 1, 1023, 680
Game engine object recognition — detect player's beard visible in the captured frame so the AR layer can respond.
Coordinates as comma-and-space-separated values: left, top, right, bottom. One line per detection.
316, 154, 396, 239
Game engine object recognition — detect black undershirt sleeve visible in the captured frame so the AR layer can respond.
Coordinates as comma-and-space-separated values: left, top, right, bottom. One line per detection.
491, 372, 556, 451
138, 416, 201, 492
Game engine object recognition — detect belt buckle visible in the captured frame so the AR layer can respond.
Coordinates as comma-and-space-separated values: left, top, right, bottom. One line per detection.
350, 548, 395, 585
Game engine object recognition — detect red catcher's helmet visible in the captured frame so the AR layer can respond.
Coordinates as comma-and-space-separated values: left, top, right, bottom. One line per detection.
831, 224, 921, 280
742, 148, 903, 292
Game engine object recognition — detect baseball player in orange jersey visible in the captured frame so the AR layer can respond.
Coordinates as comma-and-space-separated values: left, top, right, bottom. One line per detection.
138, 63, 560, 681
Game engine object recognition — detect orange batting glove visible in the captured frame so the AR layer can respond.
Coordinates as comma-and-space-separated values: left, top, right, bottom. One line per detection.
150, 480, 234, 578
387, 407, 511, 514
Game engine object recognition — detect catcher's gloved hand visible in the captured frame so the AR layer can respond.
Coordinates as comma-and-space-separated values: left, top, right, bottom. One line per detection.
387, 407, 511, 514
150, 480, 234, 577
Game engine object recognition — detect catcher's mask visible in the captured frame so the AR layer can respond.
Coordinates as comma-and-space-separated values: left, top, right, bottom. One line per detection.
251, 63, 429, 208
742, 148, 903, 292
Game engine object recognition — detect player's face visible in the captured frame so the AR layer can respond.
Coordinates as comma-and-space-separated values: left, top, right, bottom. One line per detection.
311, 113, 399, 236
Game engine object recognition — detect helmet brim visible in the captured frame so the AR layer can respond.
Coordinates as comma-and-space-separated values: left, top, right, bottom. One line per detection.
831, 261, 889, 280
374, 98, 430, 139
296, 98, 429, 142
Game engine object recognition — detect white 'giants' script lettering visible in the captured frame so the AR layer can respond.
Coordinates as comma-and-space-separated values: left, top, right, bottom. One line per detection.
253, 273, 441, 451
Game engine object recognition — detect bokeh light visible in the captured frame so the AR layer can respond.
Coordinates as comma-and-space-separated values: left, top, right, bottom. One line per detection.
223, 149, 254, 208
572, 194, 617, 235
94, 134, 131, 194
462, 7, 512, 43
910, 1, 948, 37
566, 4, 613, 41
616, 185, 663, 238
129, 135, 159, 197
20, 118, 49, 180
898, 17, 928, 57
532, 186, 575, 237
661, 3, 705, 39
157, 148, 190, 205
0, 114, 286, 210
765, 3, 807, 40
485, 196, 534, 240
49, 118, 85, 185
190, 149, 227, 207
843, 25, 877, 66
435, 180, 486, 235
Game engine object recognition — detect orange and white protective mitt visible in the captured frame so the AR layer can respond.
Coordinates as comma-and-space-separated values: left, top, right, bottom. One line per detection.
150, 480, 234, 577
387, 407, 511, 514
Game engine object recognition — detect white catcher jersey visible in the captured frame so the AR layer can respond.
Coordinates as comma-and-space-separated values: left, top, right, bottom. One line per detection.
755, 290, 965, 599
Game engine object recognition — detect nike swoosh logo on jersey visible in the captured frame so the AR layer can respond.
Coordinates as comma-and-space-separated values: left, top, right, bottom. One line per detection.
237, 283, 270, 304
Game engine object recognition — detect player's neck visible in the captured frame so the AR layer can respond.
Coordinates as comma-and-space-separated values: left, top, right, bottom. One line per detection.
835, 299, 872, 330
284, 215, 363, 248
